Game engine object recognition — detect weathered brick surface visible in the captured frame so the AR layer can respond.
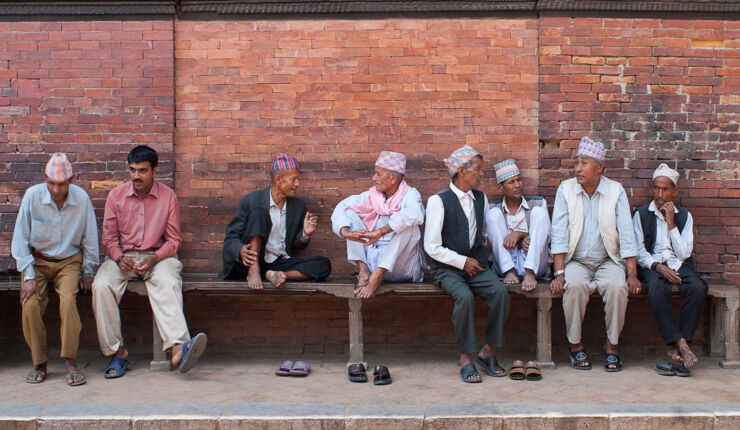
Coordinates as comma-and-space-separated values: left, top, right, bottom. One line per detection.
0, 21, 175, 272
174, 19, 540, 273
539, 16, 740, 279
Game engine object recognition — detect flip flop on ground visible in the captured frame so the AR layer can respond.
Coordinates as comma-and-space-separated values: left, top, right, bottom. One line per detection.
475, 355, 507, 377
604, 353, 623, 372
275, 360, 293, 376
373, 365, 392, 385
25, 369, 47, 384
104, 357, 130, 379
179, 332, 208, 374
460, 362, 482, 383
348, 363, 368, 383
289, 361, 311, 376
67, 371, 86, 386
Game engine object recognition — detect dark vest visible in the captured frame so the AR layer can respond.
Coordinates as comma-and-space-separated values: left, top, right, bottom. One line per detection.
636, 204, 694, 268
433, 186, 488, 270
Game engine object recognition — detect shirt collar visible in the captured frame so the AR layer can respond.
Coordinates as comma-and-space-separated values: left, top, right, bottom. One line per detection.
648, 200, 678, 220
503, 197, 528, 215
575, 177, 607, 197
41, 184, 76, 208
269, 190, 286, 212
126, 181, 159, 199
449, 182, 475, 201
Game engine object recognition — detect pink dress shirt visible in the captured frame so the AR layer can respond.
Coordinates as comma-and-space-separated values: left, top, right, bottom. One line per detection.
102, 181, 181, 262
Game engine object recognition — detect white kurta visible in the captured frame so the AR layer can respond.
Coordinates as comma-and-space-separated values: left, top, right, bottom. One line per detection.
485, 198, 550, 278
332, 186, 426, 282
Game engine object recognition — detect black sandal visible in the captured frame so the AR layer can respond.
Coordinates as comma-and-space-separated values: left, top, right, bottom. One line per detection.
475, 355, 507, 377
348, 363, 368, 383
569, 349, 592, 370
460, 362, 481, 383
373, 365, 392, 385
604, 353, 623, 372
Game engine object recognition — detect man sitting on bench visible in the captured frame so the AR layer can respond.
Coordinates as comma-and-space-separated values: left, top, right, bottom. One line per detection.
633, 163, 707, 376
220, 153, 331, 288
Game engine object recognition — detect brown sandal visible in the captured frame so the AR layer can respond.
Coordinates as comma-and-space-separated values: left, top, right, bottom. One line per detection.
525, 361, 542, 381
509, 360, 525, 380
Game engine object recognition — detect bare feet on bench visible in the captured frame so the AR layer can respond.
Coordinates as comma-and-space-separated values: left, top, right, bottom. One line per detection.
266, 270, 287, 288
357, 261, 371, 289
247, 264, 263, 290
503, 269, 519, 285
355, 268, 384, 299
522, 269, 537, 292
675, 338, 698, 367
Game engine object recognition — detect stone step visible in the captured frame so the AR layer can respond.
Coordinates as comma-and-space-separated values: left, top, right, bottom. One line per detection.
2, 402, 739, 429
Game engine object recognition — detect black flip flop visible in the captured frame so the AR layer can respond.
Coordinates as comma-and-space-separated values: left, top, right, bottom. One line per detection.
475, 355, 507, 377
373, 365, 392, 385
672, 361, 691, 377
604, 353, 623, 372
460, 362, 481, 383
569, 349, 592, 370
348, 363, 368, 383
654, 361, 676, 376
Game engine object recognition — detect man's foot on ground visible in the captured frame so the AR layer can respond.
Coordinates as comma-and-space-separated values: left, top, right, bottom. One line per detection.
171, 343, 183, 368
521, 270, 537, 292
265, 270, 287, 288
64, 359, 85, 385
570, 344, 591, 368
503, 270, 519, 285
676, 339, 698, 367
604, 342, 621, 371
246, 266, 263, 290
26, 362, 47, 383
108, 348, 129, 375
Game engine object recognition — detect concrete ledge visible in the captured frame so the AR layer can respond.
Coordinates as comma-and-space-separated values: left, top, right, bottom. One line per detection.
499, 402, 608, 429
132, 402, 223, 430
220, 403, 346, 430
38, 402, 139, 430
606, 403, 714, 430
345, 404, 426, 430
0, 403, 45, 430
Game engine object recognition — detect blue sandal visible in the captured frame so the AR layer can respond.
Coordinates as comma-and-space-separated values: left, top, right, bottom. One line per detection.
179, 332, 208, 374
104, 357, 130, 379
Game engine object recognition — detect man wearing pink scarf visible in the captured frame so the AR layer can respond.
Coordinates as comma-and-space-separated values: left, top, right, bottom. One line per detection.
331, 151, 426, 298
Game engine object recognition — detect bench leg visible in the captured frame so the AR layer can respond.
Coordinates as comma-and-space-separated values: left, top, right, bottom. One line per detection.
150, 314, 169, 371
536, 296, 555, 369
347, 297, 366, 368
720, 296, 740, 369
709, 297, 723, 357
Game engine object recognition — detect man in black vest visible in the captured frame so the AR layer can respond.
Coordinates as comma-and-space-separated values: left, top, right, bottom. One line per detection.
424, 145, 510, 383
632, 163, 707, 376
219, 153, 331, 289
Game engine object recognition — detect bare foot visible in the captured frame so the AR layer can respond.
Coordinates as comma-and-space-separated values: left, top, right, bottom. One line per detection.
521, 269, 537, 292
266, 270, 287, 288
27, 362, 47, 382
503, 269, 519, 285
356, 270, 383, 298
667, 344, 682, 363
676, 338, 698, 367
171, 343, 183, 368
247, 265, 263, 290
354, 262, 371, 295
64, 359, 84, 385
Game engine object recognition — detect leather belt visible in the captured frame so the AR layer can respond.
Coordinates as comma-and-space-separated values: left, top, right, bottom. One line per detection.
31, 248, 63, 263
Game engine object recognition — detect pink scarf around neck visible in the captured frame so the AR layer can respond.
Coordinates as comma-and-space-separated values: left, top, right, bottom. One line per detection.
348, 180, 409, 231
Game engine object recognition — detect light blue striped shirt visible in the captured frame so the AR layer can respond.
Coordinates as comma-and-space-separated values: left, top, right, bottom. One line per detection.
11, 183, 99, 279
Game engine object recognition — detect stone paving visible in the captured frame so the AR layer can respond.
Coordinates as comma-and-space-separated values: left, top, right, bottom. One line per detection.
1, 349, 739, 428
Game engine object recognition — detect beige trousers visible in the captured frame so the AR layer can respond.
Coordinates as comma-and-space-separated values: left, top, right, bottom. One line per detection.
562, 257, 628, 345
92, 251, 190, 355
22, 252, 82, 366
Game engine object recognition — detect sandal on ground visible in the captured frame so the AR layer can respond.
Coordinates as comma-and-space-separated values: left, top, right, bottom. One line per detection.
569, 349, 592, 370
508, 360, 525, 380
373, 365, 392, 385
654, 361, 676, 376
275, 360, 293, 376
25, 369, 47, 384
104, 357, 130, 379
289, 361, 311, 376
179, 332, 208, 374
67, 371, 86, 386
525, 361, 542, 381
604, 353, 623, 372
475, 355, 506, 377
671, 361, 691, 377
348, 363, 368, 383
460, 362, 482, 383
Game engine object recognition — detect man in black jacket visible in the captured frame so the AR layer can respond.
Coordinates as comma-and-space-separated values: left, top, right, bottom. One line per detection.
219, 153, 331, 289
632, 163, 706, 375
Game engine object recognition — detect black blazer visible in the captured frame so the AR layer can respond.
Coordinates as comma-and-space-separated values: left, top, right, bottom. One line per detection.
219, 187, 309, 279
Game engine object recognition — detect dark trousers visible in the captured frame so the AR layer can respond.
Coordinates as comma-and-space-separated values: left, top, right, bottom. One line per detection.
430, 265, 510, 354
230, 255, 331, 282
640, 264, 707, 345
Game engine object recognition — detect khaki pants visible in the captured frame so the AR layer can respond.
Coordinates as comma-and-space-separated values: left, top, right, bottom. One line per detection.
22, 252, 83, 367
562, 258, 628, 345
92, 251, 190, 355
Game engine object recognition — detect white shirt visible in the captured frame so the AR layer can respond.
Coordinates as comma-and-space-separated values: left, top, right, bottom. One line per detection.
632, 200, 693, 272
264, 192, 289, 263
424, 182, 489, 270
502, 197, 530, 233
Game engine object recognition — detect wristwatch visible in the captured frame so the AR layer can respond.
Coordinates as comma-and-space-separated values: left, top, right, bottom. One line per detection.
553, 269, 565, 278
115, 256, 124, 264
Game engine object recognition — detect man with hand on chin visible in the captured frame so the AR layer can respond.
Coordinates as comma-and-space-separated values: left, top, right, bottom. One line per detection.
220, 153, 331, 289
633, 163, 706, 376
93, 145, 207, 378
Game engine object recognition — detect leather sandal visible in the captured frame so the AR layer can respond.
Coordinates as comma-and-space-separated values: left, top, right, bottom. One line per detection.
348, 363, 368, 383
525, 361, 542, 381
508, 360, 525, 380
373, 365, 392, 385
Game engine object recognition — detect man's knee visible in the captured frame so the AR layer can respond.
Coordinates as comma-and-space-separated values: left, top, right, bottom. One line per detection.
312, 255, 332, 279
602, 280, 628, 304
486, 207, 504, 226
451, 287, 475, 309
530, 205, 548, 223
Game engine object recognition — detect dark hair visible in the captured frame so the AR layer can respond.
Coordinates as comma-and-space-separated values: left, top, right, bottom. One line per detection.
128, 145, 158, 168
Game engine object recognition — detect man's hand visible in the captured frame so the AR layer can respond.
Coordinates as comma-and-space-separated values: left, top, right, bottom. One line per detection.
134, 254, 158, 276
463, 257, 484, 277
656, 264, 682, 285
118, 256, 136, 273
303, 212, 318, 236
503, 231, 525, 250
20, 278, 40, 305
521, 235, 531, 253
627, 273, 642, 296
340, 227, 368, 243
79, 276, 93, 293
240, 243, 258, 267
660, 201, 676, 230
359, 225, 392, 247
549, 273, 565, 296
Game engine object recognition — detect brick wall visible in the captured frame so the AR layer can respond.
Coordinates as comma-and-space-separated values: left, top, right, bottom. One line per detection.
539, 16, 740, 280
0, 20, 175, 271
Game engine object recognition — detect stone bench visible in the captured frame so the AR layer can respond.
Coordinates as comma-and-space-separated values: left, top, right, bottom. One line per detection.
1, 274, 738, 370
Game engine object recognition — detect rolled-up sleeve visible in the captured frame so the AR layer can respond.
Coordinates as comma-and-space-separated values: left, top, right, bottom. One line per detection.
550, 185, 569, 255
11, 193, 36, 279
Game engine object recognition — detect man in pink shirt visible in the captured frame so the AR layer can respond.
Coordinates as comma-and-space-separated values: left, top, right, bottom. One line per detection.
92, 145, 207, 378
